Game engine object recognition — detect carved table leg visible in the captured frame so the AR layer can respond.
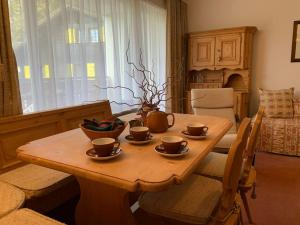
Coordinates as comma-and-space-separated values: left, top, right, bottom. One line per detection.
75, 177, 137, 225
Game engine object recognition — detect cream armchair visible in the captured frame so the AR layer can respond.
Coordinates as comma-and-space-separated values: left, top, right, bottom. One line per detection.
191, 88, 237, 151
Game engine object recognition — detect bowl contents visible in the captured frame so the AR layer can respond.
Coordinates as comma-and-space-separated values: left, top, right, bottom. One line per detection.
82, 117, 125, 132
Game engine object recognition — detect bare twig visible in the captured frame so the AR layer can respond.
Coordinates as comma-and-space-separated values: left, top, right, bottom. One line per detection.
95, 41, 187, 112
110, 101, 141, 107
95, 85, 143, 103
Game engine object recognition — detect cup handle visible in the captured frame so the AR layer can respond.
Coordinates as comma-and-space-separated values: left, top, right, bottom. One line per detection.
167, 113, 175, 128
146, 132, 151, 138
203, 126, 208, 134
114, 141, 120, 149
181, 140, 188, 148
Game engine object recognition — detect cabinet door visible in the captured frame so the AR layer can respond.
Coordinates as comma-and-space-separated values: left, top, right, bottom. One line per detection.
189, 37, 215, 70
215, 34, 241, 67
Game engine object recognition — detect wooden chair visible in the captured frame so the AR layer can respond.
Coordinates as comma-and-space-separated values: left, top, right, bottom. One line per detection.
194, 107, 264, 224
139, 117, 251, 225
0, 208, 65, 225
239, 107, 264, 224
191, 88, 237, 152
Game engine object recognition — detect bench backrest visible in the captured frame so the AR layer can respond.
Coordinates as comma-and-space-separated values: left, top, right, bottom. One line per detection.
0, 101, 112, 170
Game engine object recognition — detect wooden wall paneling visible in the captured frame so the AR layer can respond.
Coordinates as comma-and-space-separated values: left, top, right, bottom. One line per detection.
1, 123, 59, 168
0, 101, 112, 170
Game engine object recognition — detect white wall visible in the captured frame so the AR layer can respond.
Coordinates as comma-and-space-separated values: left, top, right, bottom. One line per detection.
184, 0, 300, 114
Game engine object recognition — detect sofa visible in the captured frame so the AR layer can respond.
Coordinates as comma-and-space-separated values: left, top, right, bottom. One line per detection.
256, 89, 300, 156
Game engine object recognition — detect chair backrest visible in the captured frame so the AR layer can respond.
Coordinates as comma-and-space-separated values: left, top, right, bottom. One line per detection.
215, 117, 251, 221
240, 106, 264, 184
191, 88, 237, 134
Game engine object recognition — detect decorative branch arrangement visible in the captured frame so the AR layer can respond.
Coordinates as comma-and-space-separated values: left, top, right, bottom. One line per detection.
95, 42, 201, 122
96, 42, 176, 111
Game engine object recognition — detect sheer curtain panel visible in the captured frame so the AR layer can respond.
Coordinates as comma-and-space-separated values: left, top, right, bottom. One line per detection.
9, 0, 166, 113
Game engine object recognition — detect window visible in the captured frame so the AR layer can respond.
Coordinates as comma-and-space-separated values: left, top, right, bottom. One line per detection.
9, 0, 166, 113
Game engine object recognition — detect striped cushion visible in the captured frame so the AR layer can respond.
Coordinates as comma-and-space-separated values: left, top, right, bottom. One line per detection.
0, 181, 25, 218
139, 175, 222, 224
194, 152, 227, 179
194, 153, 246, 181
215, 133, 237, 150
0, 208, 65, 225
0, 164, 73, 199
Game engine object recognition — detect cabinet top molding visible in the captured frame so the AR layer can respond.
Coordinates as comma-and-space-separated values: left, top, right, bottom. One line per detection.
189, 26, 257, 37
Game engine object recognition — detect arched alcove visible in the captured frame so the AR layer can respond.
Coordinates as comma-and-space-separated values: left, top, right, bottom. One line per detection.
224, 74, 247, 90
223, 70, 250, 91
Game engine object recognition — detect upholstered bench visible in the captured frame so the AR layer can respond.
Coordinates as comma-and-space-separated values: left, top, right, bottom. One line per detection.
0, 101, 113, 212
256, 117, 300, 156
0, 164, 72, 199
0, 164, 78, 212
0, 181, 25, 218
0, 208, 65, 225
255, 88, 300, 156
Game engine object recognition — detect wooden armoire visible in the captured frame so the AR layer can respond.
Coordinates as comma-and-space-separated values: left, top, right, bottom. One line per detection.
185, 26, 257, 121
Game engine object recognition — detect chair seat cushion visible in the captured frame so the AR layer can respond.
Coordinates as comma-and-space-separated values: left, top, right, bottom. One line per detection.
0, 208, 65, 225
139, 175, 222, 224
0, 181, 25, 218
0, 164, 73, 199
194, 152, 227, 179
215, 133, 237, 149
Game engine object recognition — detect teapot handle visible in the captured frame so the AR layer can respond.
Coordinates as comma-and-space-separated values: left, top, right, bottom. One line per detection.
167, 113, 175, 128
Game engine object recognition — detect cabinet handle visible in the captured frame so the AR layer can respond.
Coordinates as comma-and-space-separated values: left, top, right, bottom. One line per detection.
218, 56, 222, 62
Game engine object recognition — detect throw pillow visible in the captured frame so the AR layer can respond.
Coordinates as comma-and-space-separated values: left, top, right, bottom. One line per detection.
259, 88, 294, 118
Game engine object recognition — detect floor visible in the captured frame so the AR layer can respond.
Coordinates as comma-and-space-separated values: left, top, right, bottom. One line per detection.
50, 152, 300, 225
244, 152, 300, 225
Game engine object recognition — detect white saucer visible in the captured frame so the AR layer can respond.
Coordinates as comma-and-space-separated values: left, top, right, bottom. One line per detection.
181, 131, 208, 140
154, 144, 189, 158
86, 147, 122, 161
125, 135, 153, 145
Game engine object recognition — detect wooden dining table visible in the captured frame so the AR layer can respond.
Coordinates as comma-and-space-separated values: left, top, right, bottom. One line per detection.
17, 113, 232, 225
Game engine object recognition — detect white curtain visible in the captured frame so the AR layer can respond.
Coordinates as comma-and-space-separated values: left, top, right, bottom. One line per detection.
8, 0, 166, 113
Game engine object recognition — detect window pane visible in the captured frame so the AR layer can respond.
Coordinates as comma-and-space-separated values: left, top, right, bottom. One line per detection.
9, 0, 167, 113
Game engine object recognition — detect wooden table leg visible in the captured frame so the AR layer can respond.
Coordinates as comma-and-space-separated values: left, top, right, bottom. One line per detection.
75, 177, 137, 225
